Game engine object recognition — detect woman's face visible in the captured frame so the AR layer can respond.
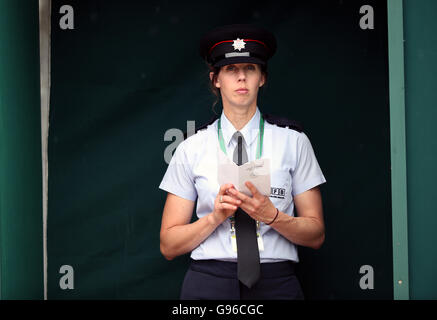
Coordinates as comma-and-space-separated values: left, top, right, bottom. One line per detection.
211, 63, 265, 110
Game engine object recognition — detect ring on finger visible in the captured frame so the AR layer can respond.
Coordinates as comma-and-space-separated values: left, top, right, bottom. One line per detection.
219, 195, 223, 203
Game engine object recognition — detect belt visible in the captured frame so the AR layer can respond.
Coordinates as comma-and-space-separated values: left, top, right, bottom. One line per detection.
189, 259, 296, 279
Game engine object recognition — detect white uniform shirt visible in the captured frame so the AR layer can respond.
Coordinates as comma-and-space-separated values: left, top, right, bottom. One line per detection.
159, 107, 326, 263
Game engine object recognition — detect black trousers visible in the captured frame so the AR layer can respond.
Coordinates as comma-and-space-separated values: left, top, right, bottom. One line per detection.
180, 259, 304, 300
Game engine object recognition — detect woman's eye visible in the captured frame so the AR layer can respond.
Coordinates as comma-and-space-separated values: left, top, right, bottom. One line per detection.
246, 65, 255, 70
226, 66, 235, 71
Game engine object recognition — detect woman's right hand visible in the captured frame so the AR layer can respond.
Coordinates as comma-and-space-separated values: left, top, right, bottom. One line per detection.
210, 183, 242, 225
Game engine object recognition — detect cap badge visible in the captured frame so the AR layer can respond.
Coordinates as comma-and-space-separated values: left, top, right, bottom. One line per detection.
232, 38, 246, 51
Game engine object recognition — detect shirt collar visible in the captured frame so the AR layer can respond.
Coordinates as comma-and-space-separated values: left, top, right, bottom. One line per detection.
220, 107, 261, 148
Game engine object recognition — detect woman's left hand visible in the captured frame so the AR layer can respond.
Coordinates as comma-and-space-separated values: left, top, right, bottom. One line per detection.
227, 181, 277, 224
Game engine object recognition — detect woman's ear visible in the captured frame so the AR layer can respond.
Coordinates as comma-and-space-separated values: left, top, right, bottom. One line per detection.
210, 72, 220, 88
209, 72, 220, 88
259, 74, 266, 87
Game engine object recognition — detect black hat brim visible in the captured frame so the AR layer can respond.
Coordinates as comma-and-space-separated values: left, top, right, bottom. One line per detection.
213, 56, 266, 68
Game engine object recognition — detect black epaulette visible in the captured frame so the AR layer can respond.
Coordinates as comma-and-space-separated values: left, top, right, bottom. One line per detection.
183, 115, 219, 139
262, 113, 304, 132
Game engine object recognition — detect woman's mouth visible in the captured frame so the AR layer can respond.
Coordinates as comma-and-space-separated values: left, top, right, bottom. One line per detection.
236, 88, 249, 94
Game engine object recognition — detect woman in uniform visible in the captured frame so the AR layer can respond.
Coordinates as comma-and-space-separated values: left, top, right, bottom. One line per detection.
159, 24, 326, 300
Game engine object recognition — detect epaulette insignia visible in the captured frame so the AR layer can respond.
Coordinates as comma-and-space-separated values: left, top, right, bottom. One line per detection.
262, 113, 304, 132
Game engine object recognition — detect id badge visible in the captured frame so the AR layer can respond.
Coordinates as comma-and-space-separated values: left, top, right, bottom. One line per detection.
231, 233, 238, 252
230, 218, 264, 252
231, 233, 264, 252
257, 232, 265, 251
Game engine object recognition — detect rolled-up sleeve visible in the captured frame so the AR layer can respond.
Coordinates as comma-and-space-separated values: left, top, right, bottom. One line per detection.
159, 141, 197, 201
291, 132, 326, 196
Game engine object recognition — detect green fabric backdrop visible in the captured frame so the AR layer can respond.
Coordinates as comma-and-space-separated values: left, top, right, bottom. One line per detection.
48, 0, 392, 299
403, 0, 437, 299
0, 0, 43, 299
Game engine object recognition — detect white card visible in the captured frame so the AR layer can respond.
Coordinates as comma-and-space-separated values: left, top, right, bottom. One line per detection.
217, 147, 271, 196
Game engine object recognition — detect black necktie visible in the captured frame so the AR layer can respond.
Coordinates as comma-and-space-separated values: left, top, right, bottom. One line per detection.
232, 131, 260, 288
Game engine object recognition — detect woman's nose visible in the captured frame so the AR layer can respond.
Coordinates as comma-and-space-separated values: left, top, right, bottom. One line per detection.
237, 70, 246, 81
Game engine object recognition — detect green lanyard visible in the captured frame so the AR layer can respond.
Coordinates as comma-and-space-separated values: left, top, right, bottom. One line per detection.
217, 114, 265, 159
218, 114, 265, 232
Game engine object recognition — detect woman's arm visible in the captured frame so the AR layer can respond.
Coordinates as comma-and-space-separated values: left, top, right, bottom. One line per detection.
159, 193, 216, 260
160, 183, 240, 260
227, 183, 325, 250
269, 186, 325, 249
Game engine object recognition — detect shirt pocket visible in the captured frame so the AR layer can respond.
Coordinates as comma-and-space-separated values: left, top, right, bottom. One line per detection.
269, 169, 293, 212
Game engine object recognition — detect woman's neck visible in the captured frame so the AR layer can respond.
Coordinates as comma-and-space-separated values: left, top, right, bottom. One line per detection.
223, 105, 257, 131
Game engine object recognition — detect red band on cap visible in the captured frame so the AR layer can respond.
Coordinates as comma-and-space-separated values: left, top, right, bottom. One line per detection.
208, 39, 268, 54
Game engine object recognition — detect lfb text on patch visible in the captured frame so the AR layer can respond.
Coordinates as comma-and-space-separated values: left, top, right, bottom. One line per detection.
270, 187, 286, 199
